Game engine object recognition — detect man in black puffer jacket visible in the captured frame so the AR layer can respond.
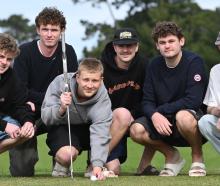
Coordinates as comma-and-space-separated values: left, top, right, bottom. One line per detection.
0, 33, 35, 155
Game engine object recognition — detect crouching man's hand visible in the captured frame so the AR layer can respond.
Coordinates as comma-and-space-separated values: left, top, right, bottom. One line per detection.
92, 166, 106, 181
19, 122, 35, 139
26, 101, 35, 112
5, 123, 20, 139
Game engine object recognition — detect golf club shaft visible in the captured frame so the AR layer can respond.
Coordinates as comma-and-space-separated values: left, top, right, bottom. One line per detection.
61, 32, 73, 179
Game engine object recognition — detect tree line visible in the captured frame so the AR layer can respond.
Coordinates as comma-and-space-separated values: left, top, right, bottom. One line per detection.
1, 0, 220, 70
72, 0, 220, 71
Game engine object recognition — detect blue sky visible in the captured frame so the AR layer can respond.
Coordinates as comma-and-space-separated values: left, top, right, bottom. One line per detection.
1, 0, 219, 58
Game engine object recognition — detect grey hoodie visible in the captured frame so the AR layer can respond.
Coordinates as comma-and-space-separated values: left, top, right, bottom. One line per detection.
41, 73, 112, 167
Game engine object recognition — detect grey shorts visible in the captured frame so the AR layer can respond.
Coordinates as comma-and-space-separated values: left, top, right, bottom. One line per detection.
132, 110, 206, 147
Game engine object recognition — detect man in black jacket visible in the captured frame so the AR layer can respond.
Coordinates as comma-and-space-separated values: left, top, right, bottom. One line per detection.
12, 7, 78, 177
0, 33, 35, 154
100, 28, 158, 176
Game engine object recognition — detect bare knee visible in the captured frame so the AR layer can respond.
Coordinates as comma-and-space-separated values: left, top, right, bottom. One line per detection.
113, 108, 133, 128
176, 110, 197, 131
55, 146, 78, 166
130, 123, 146, 141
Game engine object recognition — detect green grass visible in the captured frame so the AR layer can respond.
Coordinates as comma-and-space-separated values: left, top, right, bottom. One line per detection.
0, 134, 220, 185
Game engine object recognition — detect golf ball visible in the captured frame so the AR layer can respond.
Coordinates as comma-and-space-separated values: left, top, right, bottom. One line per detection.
90, 175, 98, 181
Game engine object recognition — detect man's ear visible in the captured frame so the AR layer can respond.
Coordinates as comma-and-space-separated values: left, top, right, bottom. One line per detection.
75, 72, 79, 79
135, 43, 139, 52
180, 37, 185, 47
113, 44, 117, 52
156, 43, 160, 50
75, 73, 80, 84
36, 27, 40, 35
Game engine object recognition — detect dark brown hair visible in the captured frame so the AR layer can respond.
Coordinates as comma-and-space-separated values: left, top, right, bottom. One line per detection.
35, 7, 66, 30
152, 21, 184, 42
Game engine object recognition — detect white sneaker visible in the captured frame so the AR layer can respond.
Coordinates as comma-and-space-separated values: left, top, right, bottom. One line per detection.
84, 165, 92, 178
52, 162, 71, 177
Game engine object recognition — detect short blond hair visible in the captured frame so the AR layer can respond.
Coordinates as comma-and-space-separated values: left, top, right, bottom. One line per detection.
78, 58, 104, 76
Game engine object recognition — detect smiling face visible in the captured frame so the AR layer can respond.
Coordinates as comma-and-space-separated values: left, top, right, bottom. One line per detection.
0, 33, 19, 75
37, 24, 62, 49
0, 51, 15, 74
113, 43, 139, 69
76, 70, 103, 102
156, 34, 184, 59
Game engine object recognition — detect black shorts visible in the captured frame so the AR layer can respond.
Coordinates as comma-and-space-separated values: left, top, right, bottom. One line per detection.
107, 135, 127, 164
133, 110, 206, 147
46, 124, 90, 157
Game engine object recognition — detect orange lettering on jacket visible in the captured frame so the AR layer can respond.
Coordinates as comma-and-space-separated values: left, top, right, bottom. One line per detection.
108, 80, 140, 94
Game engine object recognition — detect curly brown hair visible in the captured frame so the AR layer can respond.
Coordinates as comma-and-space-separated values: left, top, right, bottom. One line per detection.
0, 33, 20, 57
152, 21, 184, 42
35, 7, 66, 30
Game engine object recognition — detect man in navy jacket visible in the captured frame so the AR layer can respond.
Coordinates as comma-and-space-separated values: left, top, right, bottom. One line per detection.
130, 21, 207, 177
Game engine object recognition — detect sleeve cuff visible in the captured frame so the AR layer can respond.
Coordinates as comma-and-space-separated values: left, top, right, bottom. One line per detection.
91, 160, 104, 168
0, 120, 7, 131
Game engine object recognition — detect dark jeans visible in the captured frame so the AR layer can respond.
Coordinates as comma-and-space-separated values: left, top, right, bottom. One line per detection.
9, 119, 47, 176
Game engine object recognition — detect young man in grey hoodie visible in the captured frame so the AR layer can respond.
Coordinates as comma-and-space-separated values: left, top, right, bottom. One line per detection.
41, 58, 113, 180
